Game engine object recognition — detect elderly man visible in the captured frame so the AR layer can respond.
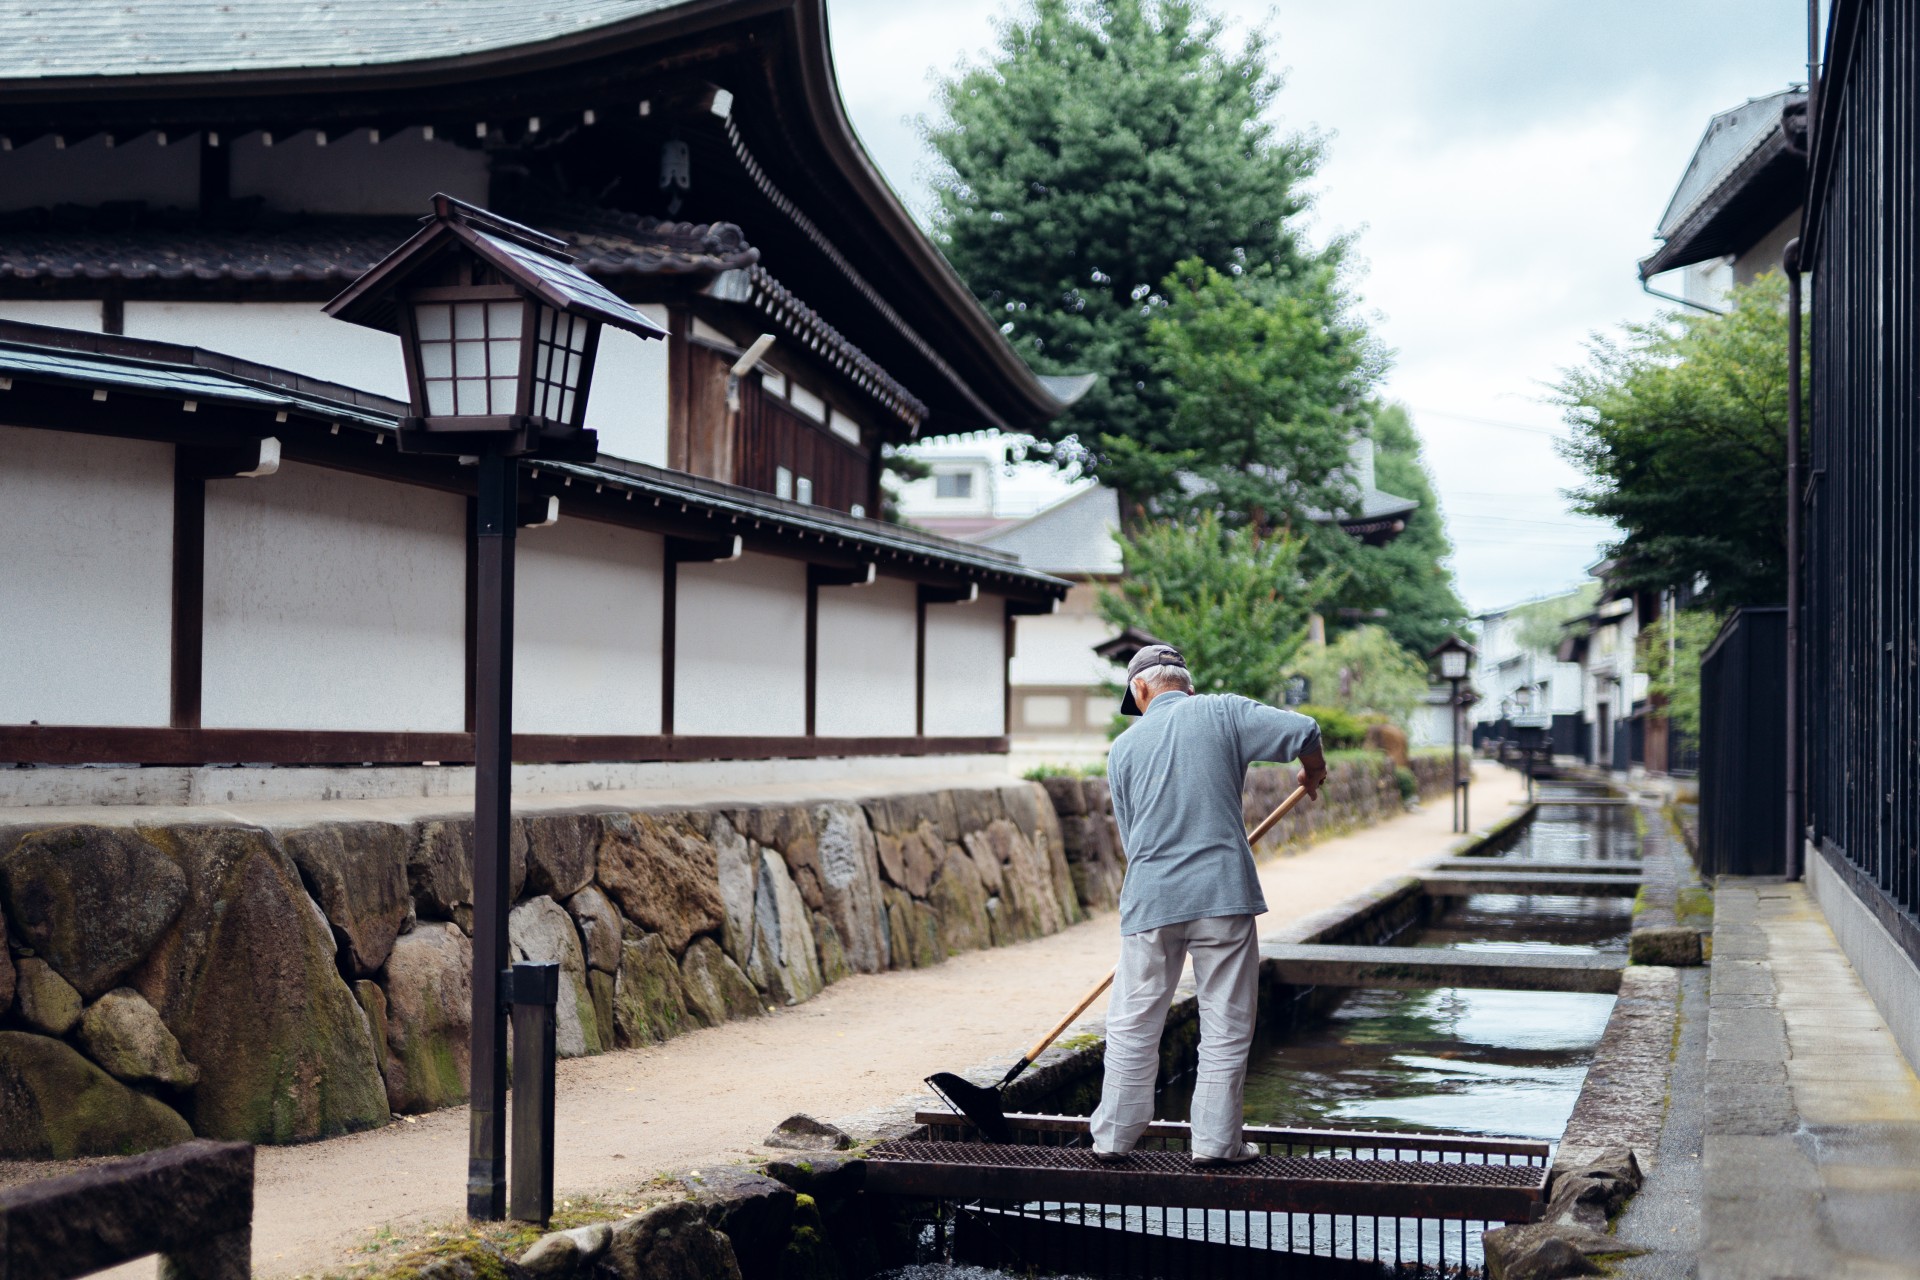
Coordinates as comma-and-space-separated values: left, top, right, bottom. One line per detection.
1091, 643, 1326, 1166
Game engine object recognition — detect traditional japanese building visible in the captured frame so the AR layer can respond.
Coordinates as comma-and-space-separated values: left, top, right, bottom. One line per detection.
0, 0, 1084, 804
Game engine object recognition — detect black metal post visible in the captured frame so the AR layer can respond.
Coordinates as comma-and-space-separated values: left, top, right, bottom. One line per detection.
1784, 238, 1803, 881
1450, 677, 1462, 833
467, 452, 517, 1220
509, 962, 559, 1226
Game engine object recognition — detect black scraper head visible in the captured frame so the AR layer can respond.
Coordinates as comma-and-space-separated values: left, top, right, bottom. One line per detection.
925, 1071, 1014, 1144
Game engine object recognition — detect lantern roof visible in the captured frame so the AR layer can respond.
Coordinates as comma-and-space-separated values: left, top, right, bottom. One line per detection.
324, 193, 669, 342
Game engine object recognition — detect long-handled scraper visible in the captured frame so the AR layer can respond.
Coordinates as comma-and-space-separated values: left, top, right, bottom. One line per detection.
926, 782, 1311, 1142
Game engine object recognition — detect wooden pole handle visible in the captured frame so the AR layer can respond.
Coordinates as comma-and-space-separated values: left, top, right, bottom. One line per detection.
1247, 784, 1311, 847
1015, 783, 1311, 1068
1019, 969, 1115, 1065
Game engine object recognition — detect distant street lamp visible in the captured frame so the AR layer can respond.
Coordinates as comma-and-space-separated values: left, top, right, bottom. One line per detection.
327, 194, 666, 1222
1431, 635, 1477, 833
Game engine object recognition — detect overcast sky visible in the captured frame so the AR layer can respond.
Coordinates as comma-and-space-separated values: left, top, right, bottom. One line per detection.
823, 0, 1808, 613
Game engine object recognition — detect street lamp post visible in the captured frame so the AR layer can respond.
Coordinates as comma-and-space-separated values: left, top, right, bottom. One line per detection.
326, 195, 666, 1221
1431, 635, 1476, 834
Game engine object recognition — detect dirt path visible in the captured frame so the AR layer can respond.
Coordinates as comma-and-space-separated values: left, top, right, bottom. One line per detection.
110, 764, 1527, 1276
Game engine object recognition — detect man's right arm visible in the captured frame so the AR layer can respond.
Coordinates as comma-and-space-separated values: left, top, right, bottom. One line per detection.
1235, 698, 1328, 799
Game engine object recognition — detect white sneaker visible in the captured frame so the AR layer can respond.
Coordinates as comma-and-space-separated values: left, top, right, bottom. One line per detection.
1192, 1142, 1261, 1168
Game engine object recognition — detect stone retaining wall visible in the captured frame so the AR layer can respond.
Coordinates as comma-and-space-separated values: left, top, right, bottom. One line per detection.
0, 752, 1432, 1158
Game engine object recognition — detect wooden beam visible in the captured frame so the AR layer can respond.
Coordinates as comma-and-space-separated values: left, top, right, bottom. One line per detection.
919, 582, 978, 606
666, 533, 742, 563
915, 591, 927, 737
660, 555, 677, 736
808, 562, 875, 588
168, 452, 204, 729
0, 726, 1010, 767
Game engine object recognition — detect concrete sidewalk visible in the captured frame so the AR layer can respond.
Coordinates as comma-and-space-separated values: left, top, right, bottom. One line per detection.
1702, 881, 1920, 1280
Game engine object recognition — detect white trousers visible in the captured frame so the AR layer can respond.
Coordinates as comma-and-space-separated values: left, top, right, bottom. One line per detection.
1089, 913, 1260, 1159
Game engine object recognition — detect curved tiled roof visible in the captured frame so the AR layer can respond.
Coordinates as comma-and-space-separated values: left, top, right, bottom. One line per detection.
0, 209, 756, 284
0, 1, 693, 79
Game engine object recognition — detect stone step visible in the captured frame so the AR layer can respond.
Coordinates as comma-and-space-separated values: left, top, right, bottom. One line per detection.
1260, 943, 1624, 994
1421, 870, 1646, 898
1430, 857, 1646, 876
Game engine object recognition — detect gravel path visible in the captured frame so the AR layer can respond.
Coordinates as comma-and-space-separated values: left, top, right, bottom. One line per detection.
75, 764, 1526, 1276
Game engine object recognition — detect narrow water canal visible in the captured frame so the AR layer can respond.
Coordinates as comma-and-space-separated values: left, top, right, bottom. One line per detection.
890, 786, 1640, 1278
1163, 790, 1635, 1146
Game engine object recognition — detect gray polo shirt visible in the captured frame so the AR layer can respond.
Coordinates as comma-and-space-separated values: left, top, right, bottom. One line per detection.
1108, 690, 1322, 935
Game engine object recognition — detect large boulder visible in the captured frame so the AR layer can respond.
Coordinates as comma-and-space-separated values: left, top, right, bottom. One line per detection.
567, 885, 623, 976
354, 978, 391, 1085
381, 922, 472, 1113
0, 907, 13, 1012
14, 957, 82, 1035
684, 1166, 796, 1280
76, 987, 199, 1087
508, 895, 601, 1058
605, 1199, 743, 1280
928, 846, 993, 956
874, 822, 943, 899
747, 850, 822, 1006
711, 816, 759, 968
280, 821, 412, 976
811, 802, 889, 974
882, 887, 943, 970
596, 812, 726, 956
680, 937, 764, 1027
408, 817, 528, 934
522, 813, 600, 900
613, 927, 694, 1047
131, 825, 388, 1142
0, 1030, 192, 1158
727, 808, 820, 908
0, 825, 189, 1000
966, 819, 1067, 943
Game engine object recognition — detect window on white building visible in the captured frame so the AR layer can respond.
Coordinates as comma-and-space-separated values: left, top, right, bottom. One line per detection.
934, 470, 973, 500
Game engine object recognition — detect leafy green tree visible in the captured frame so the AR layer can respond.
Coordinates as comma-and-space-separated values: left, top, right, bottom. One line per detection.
1508, 583, 1601, 655
1138, 258, 1381, 530
1319, 404, 1468, 655
1639, 608, 1722, 738
1554, 273, 1806, 606
1098, 513, 1333, 702
1286, 625, 1432, 728
922, 0, 1340, 513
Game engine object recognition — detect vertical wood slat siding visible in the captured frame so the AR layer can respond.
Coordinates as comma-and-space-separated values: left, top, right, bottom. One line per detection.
1806, 0, 1920, 942
737, 379, 872, 513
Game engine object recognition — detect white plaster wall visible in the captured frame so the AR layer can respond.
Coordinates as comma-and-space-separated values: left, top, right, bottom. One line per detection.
201, 462, 465, 732
673, 554, 808, 736
1009, 611, 1111, 686
124, 302, 407, 398
230, 128, 488, 215
0, 134, 198, 212
586, 309, 671, 468
0, 300, 105, 332
814, 576, 917, 737
0, 427, 173, 726
923, 596, 1007, 736
514, 517, 665, 735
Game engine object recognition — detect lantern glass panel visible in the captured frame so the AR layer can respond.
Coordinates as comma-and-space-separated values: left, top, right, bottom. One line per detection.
1440, 650, 1468, 679
413, 300, 525, 416
531, 305, 591, 424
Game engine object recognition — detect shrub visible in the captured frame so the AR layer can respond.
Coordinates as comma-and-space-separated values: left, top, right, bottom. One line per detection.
1394, 766, 1419, 804
1296, 703, 1367, 750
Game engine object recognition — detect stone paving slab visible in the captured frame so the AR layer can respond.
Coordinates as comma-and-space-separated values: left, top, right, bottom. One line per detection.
1701, 881, 1920, 1280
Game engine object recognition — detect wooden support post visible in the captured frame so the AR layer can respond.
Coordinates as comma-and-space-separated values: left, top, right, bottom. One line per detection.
508, 962, 559, 1227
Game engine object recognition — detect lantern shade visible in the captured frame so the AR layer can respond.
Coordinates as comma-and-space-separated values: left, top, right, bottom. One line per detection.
1429, 633, 1477, 680
324, 194, 666, 457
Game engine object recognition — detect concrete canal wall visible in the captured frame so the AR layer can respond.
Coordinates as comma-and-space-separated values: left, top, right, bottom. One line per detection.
0, 754, 1451, 1157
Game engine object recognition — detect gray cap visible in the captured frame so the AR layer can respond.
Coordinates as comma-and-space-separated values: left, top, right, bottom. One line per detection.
1120, 643, 1187, 715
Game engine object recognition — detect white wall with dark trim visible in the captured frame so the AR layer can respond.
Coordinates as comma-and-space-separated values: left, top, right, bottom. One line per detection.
0, 425, 174, 726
